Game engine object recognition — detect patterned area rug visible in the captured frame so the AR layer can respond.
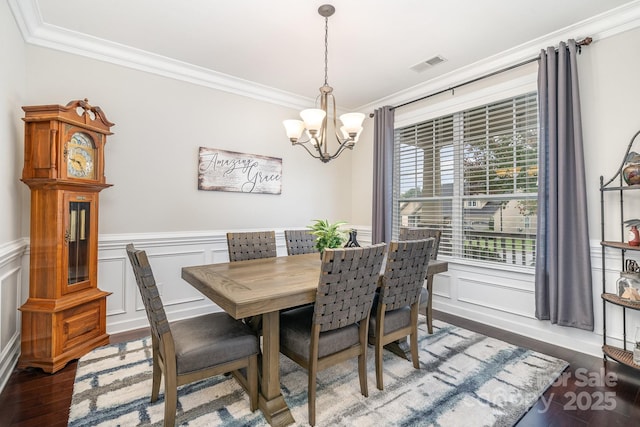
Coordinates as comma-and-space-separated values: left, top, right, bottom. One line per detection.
68, 319, 568, 426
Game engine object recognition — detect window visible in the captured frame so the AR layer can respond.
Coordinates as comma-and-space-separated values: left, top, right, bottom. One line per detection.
393, 92, 538, 267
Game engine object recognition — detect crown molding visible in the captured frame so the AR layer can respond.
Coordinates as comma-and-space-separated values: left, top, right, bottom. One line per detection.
8, 0, 640, 113
7, 0, 315, 111
359, 0, 640, 112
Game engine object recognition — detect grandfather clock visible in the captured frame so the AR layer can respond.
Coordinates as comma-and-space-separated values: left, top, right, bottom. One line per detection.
19, 99, 114, 373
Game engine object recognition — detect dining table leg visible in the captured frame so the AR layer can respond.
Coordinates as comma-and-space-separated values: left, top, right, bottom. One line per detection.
258, 310, 295, 427
426, 275, 434, 334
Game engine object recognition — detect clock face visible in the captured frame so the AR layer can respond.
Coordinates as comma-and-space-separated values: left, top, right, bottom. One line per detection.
66, 132, 96, 179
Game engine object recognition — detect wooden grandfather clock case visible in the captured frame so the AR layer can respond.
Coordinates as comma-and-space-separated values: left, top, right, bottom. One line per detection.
19, 99, 114, 373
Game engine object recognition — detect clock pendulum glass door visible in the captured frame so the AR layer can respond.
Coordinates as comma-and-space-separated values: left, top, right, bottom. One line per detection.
68, 201, 90, 284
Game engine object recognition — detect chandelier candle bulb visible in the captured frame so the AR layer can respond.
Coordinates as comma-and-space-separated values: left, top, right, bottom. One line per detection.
283, 120, 305, 142
300, 108, 326, 135
339, 112, 365, 137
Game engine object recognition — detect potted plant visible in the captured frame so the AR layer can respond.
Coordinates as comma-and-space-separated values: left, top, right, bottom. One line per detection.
307, 219, 347, 254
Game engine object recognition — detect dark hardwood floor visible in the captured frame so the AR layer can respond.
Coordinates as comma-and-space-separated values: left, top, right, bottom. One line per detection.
0, 312, 638, 426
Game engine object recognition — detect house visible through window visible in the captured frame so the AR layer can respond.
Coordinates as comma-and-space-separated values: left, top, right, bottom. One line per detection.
393, 92, 538, 267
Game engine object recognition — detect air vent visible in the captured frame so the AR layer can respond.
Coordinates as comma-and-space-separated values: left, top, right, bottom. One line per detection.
410, 55, 447, 73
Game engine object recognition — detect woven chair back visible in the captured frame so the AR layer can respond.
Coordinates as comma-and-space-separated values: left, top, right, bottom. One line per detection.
284, 229, 318, 255
379, 239, 434, 311
227, 231, 277, 262
399, 228, 441, 259
313, 243, 386, 332
126, 244, 171, 338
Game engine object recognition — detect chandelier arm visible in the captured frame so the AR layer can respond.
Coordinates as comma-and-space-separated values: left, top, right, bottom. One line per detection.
326, 137, 355, 159
315, 139, 327, 159
295, 140, 326, 160
291, 133, 313, 145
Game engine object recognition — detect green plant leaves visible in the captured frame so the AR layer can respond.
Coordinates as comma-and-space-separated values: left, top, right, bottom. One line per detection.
307, 219, 347, 252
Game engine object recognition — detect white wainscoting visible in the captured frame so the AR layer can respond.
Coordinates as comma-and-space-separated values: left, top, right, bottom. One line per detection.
0, 239, 27, 394
1, 228, 635, 395
99, 230, 292, 334
433, 243, 640, 358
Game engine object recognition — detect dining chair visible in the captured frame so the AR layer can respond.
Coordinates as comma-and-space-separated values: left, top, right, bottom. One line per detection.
126, 244, 259, 426
226, 231, 277, 332
279, 243, 386, 426
399, 227, 442, 333
226, 230, 277, 262
368, 238, 434, 390
284, 229, 318, 255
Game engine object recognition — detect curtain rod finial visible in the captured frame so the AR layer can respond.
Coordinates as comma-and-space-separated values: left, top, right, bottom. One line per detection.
579, 36, 593, 46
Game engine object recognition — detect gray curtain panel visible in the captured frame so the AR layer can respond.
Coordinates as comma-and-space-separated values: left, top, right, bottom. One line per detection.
372, 106, 394, 244
535, 40, 594, 331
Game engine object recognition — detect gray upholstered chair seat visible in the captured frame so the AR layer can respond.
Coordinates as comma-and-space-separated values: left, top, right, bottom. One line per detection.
280, 306, 360, 359
171, 312, 259, 375
369, 304, 410, 337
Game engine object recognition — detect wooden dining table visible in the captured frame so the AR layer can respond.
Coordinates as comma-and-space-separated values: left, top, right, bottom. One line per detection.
181, 252, 448, 427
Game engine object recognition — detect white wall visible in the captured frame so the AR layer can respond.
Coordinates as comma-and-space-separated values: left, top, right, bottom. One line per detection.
0, 0, 27, 394
581, 28, 640, 239
0, 0, 26, 243
22, 47, 355, 235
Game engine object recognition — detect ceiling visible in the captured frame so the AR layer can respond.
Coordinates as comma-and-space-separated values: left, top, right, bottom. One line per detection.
9, 0, 640, 111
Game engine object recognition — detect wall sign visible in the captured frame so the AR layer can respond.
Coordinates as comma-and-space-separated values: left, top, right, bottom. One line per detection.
198, 147, 282, 194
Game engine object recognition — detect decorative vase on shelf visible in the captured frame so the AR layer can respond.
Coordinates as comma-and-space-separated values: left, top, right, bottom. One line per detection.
629, 225, 640, 247
623, 152, 640, 185
616, 271, 640, 297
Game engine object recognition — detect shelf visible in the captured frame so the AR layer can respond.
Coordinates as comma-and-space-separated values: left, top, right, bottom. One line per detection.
601, 241, 640, 251
601, 184, 640, 192
601, 292, 640, 310
603, 344, 640, 369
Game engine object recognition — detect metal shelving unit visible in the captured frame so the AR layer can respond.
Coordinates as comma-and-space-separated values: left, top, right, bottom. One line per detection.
599, 129, 640, 370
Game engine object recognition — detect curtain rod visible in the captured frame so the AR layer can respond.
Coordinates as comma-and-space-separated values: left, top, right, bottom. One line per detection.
369, 37, 592, 117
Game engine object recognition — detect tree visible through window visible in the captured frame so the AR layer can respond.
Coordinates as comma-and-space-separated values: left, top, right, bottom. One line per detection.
393, 92, 538, 267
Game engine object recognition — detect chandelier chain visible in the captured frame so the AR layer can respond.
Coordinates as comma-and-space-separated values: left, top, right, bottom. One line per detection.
324, 16, 329, 86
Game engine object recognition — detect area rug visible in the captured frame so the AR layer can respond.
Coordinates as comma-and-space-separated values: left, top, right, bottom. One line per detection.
68, 319, 568, 426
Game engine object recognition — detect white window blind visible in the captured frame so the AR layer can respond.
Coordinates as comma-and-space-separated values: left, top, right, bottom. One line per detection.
393, 92, 538, 267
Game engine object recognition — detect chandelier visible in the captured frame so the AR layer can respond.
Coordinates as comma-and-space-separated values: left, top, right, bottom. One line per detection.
283, 4, 365, 163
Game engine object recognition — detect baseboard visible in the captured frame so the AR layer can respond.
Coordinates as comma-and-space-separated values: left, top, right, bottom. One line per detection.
433, 299, 604, 358
0, 334, 20, 394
